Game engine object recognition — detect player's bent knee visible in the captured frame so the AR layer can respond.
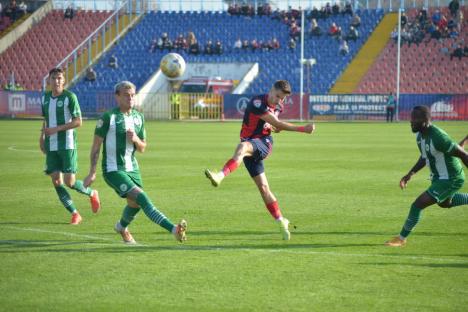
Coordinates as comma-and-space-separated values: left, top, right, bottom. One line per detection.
438, 202, 452, 208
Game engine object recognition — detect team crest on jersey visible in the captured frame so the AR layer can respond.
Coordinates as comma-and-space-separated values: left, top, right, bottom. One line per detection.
425, 144, 430, 151
133, 116, 142, 126
56, 100, 64, 107
120, 184, 128, 192
96, 119, 103, 128
253, 99, 262, 108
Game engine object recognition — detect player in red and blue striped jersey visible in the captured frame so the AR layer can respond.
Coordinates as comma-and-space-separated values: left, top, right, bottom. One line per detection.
205, 80, 315, 240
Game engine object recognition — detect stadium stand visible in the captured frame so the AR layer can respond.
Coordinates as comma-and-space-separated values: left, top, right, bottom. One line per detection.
356, 6, 467, 94
71, 9, 384, 102
0, 9, 112, 90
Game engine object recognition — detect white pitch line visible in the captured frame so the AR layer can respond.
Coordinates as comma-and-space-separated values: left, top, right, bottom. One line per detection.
2, 226, 466, 263
8, 146, 41, 153
4, 226, 119, 243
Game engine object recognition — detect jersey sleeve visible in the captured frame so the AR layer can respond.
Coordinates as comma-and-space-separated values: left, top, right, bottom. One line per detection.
94, 112, 110, 138
41, 95, 45, 117
432, 129, 457, 154
67, 93, 82, 118
137, 113, 146, 141
250, 98, 269, 115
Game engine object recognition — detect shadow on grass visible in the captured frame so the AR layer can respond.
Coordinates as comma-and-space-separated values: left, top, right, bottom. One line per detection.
359, 262, 468, 269
0, 221, 66, 225
0, 238, 380, 253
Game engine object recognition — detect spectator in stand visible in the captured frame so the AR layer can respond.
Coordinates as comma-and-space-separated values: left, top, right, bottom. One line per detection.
339, 40, 349, 55
15, 82, 23, 91
332, 3, 340, 15
449, 0, 460, 18
233, 38, 242, 51
18, 1, 26, 16
204, 40, 214, 55
250, 39, 260, 52
345, 26, 359, 41
432, 10, 442, 25
449, 28, 459, 39
324, 3, 332, 17
228, 3, 240, 16
455, 10, 463, 32
401, 11, 408, 27
344, 1, 353, 16
310, 18, 322, 37
430, 26, 442, 41
64, 5, 74, 20
417, 9, 427, 26
289, 21, 300, 40
391, 28, 398, 43
308, 7, 319, 20
464, 45, 468, 57
241, 3, 254, 16
188, 40, 199, 55
288, 38, 296, 50
85, 67, 97, 82
108, 55, 118, 69
351, 13, 361, 28
241, 40, 250, 50
160, 33, 172, 51
328, 22, 339, 37
271, 38, 280, 50
6, 0, 17, 21
214, 40, 223, 55
174, 34, 188, 52
257, 3, 271, 16
271, 8, 281, 20
450, 43, 464, 60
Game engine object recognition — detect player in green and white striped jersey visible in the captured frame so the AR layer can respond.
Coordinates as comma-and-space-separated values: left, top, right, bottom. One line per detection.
40, 68, 100, 225
386, 105, 468, 247
83, 81, 186, 244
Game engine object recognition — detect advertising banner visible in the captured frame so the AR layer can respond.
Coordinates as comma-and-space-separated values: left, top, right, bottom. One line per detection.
223, 94, 307, 120
0, 91, 43, 118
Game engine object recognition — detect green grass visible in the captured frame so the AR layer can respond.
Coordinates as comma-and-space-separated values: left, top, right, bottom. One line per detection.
0, 120, 467, 311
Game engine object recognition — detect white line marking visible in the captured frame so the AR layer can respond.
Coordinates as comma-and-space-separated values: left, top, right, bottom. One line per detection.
8, 146, 41, 153
3, 226, 467, 263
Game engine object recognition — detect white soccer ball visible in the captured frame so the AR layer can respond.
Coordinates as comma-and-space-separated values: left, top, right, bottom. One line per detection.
160, 53, 186, 78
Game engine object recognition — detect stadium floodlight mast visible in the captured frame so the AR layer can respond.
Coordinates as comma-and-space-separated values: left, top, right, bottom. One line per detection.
299, 9, 316, 121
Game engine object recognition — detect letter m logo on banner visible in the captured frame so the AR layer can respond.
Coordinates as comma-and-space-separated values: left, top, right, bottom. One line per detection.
8, 94, 26, 112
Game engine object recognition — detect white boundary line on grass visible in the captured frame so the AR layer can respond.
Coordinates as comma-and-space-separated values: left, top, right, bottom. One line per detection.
8, 145, 42, 153
3, 226, 468, 263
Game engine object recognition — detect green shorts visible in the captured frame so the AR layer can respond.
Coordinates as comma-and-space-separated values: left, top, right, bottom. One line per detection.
103, 171, 143, 198
427, 178, 465, 203
45, 150, 78, 174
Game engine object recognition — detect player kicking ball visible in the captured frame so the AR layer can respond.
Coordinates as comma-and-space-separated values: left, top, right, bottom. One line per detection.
205, 80, 315, 240
386, 106, 468, 247
83, 81, 186, 244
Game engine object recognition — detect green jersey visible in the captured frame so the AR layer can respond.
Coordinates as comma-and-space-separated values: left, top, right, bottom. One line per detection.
41, 90, 81, 152
95, 107, 146, 173
416, 125, 464, 180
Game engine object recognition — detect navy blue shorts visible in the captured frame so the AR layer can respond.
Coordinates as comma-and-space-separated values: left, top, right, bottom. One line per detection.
242, 136, 273, 177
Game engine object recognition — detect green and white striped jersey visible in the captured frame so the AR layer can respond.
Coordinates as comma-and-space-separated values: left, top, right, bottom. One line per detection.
417, 125, 464, 180
41, 90, 81, 152
95, 107, 146, 173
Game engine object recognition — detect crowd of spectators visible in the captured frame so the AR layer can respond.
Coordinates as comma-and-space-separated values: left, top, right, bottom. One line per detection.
389, 1, 466, 60
0, 0, 28, 30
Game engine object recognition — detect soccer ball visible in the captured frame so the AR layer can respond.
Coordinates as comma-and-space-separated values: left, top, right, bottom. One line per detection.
160, 53, 186, 78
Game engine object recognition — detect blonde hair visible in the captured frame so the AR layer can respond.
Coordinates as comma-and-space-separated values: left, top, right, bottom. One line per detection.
114, 81, 136, 94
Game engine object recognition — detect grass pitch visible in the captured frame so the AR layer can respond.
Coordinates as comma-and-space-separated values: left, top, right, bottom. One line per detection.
0, 120, 467, 311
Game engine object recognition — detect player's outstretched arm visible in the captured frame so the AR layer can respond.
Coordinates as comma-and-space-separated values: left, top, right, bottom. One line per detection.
83, 135, 104, 187
400, 156, 425, 189
261, 112, 315, 134
459, 135, 468, 149
451, 144, 468, 168
44, 117, 82, 136
39, 120, 46, 154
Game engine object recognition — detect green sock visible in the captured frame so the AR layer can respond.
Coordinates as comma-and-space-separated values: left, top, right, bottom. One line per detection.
399, 204, 422, 238
136, 192, 174, 233
451, 193, 468, 207
120, 205, 141, 228
71, 180, 93, 196
55, 185, 77, 214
